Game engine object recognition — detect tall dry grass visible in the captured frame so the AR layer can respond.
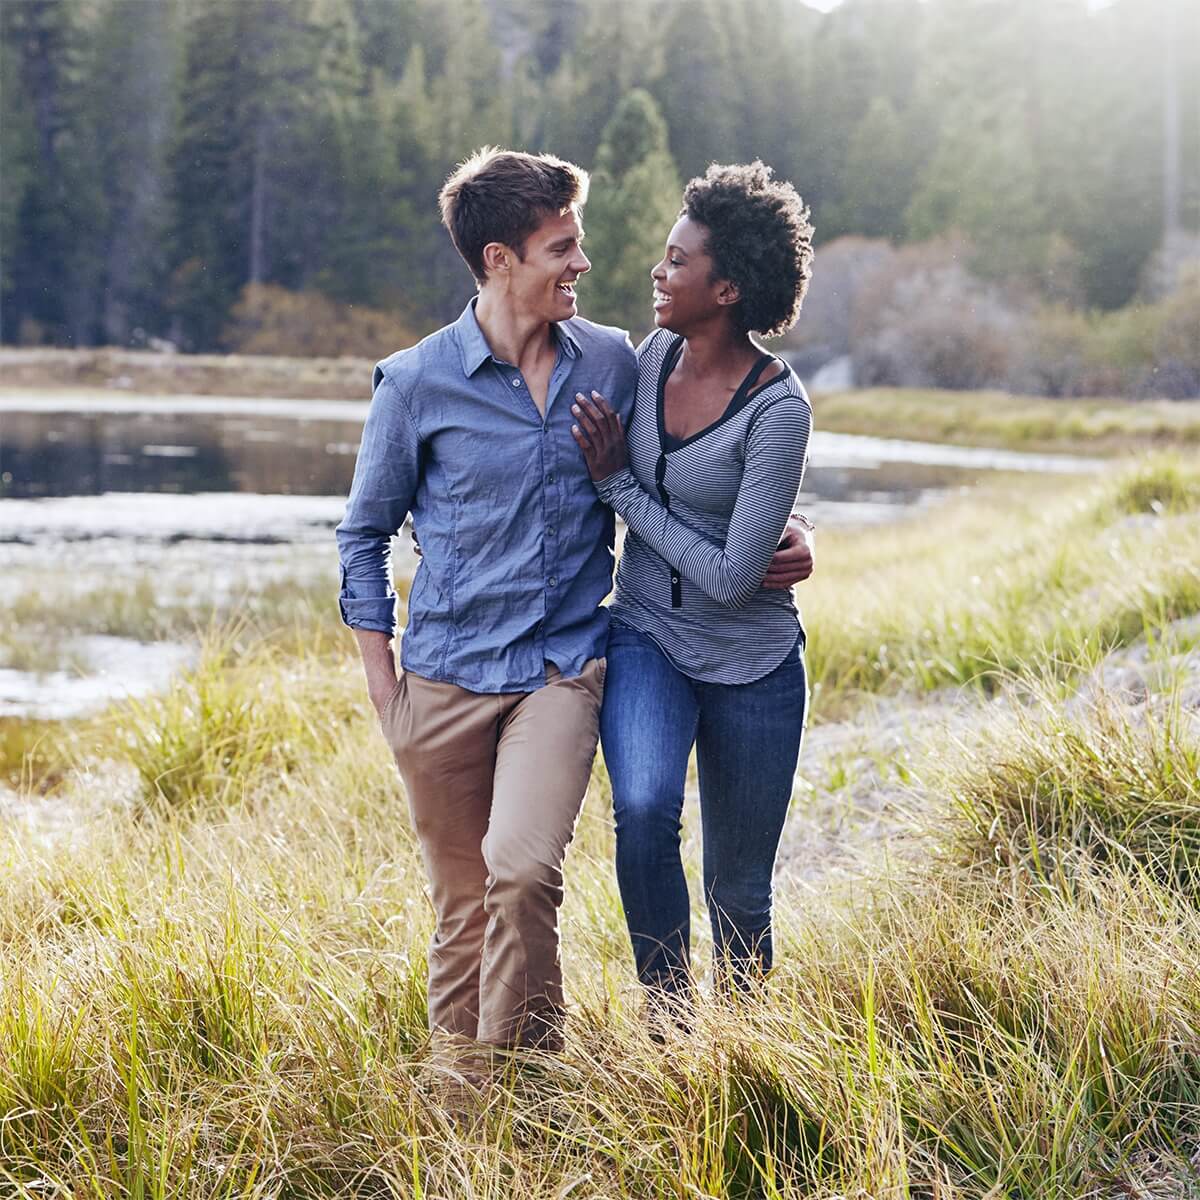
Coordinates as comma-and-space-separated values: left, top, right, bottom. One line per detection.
802, 457, 1200, 715
1, 457, 1200, 1195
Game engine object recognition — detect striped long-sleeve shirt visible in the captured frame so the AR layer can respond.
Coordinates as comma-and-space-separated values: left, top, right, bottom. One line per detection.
595, 328, 812, 684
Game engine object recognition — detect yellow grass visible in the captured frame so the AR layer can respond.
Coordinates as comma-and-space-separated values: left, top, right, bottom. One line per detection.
2, 457, 1200, 1194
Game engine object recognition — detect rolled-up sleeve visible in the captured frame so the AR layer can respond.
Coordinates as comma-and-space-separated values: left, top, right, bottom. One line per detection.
334, 370, 420, 635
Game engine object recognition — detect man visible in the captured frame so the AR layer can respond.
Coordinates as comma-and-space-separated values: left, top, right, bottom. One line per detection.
335, 148, 812, 1070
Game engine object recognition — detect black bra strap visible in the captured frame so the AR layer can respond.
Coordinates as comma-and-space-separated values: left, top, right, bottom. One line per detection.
742, 353, 779, 398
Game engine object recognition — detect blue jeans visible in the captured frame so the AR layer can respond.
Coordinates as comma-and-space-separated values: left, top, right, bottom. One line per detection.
600, 621, 807, 997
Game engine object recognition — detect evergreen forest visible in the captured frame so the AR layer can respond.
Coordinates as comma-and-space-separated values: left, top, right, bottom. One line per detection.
2, 0, 1197, 391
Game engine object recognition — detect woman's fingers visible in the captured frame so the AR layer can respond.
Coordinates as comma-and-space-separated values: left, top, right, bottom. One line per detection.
573, 393, 605, 440
589, 391, 619, 431
590, 392, 624, 442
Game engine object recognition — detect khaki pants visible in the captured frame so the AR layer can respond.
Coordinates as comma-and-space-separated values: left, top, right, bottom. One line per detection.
380, 659, 605, 1051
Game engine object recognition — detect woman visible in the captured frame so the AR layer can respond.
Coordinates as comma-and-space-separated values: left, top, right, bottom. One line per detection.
571, 161, 814, 1007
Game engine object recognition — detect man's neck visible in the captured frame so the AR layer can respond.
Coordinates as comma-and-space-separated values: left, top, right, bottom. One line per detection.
475, 288, 555, 370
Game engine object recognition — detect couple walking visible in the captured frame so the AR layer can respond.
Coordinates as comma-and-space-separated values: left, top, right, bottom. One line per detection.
335, 147, 815, 1071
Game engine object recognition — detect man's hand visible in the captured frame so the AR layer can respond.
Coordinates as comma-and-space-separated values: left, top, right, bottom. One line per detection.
571, 391, 628, 481
763, 514, 815, 589
366, 668, 400, 716
353, 628, 400, 716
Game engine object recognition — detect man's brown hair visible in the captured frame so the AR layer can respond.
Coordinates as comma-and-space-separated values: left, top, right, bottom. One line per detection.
439, 147, 589, 285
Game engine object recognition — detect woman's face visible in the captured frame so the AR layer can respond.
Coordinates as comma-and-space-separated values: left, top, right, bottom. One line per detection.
650, 216, 732, 334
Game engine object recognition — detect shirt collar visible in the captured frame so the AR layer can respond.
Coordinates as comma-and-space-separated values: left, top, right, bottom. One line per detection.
454, 296, 581, 377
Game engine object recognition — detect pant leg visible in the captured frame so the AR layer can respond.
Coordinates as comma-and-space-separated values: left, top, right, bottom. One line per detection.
694, 638, 807, 989
477, 658, 606, 1049
600, 623, 699, 997
382, 671, 501, 1040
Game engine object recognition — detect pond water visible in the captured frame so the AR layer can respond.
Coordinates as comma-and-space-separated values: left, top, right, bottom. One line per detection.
0, 394, 1097, 513
0, 395, 1099, 718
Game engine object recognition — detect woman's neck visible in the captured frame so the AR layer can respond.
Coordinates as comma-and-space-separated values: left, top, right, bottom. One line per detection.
677, 317, 759, 382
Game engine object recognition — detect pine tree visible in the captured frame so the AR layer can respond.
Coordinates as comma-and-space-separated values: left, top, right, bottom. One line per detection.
0, 32, 38, 343
653, 0, 738, 180
2, 0, 104, 344
827, 97, 915, 240
90, 0, 181, 344
905, 103, 1046, 281
723, 0, 816, 177
583, 90, 680, 335
538, 0, 659, 167
168, 0, 247, 348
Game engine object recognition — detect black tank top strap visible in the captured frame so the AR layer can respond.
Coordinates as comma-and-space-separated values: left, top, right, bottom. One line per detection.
744, 352, 777, 391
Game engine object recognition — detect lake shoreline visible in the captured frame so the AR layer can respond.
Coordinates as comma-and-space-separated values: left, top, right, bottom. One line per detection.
5, 348, 1198, 455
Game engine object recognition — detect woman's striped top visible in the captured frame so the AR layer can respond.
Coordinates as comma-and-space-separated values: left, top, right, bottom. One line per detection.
596, 328, 812, 684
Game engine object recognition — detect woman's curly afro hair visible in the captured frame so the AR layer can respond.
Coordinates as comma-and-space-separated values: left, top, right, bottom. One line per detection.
682, 161, 814, 338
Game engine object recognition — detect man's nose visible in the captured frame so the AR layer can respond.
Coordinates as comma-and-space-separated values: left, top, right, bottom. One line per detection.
573, 248, 591, 275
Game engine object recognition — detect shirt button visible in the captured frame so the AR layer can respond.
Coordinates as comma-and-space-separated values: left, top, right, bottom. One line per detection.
547, 525, 556, 536
548, 576, 558, 588
547, 473, 556, 484
512, 377, 521, 387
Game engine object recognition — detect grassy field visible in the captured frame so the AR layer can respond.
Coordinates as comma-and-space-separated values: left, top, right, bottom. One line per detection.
5, 347, 1200, 453
0, 347, 374, 401
815, 388, 1200, 455
2, 457, 1200, 1195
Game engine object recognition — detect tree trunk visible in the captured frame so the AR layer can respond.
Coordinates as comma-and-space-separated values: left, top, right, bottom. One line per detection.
1163, 0, 1181, 239
249, 119, 266, 284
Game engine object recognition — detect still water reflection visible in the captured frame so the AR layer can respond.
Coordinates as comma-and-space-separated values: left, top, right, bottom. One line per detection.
0, 399, 1097, 507
0, 408, 358, 498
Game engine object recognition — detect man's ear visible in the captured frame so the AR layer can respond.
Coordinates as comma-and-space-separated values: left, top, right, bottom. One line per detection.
481, 241, 512, 277
715, 280, 741, 307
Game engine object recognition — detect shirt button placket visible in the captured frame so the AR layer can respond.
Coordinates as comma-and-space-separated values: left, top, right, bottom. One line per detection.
544, 442, 558, 602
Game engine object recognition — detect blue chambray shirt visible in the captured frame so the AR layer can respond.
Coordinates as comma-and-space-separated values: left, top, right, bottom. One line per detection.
335, 298, 638, 692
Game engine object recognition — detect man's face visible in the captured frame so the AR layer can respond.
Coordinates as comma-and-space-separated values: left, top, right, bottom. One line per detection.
504, 207, 590, 323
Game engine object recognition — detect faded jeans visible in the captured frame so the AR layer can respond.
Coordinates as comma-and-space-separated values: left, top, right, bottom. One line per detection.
600, 621, 807, 998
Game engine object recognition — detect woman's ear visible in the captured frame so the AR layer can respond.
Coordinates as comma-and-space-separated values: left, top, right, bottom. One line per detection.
716, 280, 741, 307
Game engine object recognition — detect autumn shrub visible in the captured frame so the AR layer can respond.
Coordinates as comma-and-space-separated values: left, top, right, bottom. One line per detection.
782, 235, 897, 365
1152, 265, 1200, 398
819, 236, 1200, 400
1015, 304, 1092, 397
222, 284, 424, 359
850, 238, 1022, 390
